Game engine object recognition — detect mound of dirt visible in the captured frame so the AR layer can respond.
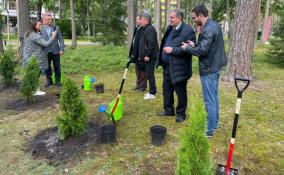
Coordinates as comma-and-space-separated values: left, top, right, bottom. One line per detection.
4, 93, 58, 112
26, 120, 100, 165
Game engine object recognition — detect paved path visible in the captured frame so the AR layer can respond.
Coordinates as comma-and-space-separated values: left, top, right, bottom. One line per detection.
5, 40, 99, 46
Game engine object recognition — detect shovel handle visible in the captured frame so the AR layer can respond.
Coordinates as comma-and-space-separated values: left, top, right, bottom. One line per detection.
234, 77, 250, 93
126, 59, 132, 69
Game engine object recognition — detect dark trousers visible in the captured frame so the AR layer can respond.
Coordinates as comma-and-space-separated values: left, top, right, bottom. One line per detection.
163, 64, 187, 116
145, 60, 157, 95
135, 64, 147, 90
46, 52, 61, 83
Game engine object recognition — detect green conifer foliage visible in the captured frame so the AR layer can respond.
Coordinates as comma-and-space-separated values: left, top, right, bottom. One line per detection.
56, 78, 88, 140
176, 97, 212, 175
268, 7, 284, 62
0, 48, 16, 85
20, 57, 39, 103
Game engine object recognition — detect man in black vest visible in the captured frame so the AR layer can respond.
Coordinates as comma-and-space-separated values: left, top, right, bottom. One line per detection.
129, 14, 147, 92
158, 9, 196, 123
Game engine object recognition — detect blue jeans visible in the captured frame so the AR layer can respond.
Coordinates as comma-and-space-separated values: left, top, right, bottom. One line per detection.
200, 71, 220, 135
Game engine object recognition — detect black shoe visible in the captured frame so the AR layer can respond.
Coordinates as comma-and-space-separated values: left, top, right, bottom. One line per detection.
176, 114, 186, 123
55, 82, 62, 87
136, 88, 146, 92
206, 132, 214, 138
45, 82, 53, 88
157, 110, 175, 116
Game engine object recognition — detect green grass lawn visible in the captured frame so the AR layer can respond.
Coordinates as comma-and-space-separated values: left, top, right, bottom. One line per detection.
0, 45, 283, 174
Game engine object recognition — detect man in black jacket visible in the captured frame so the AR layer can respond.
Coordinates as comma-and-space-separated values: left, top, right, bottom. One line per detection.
158, 9, 196, 123
180, 5, 227, 137
139, 12, 159, 100
129, 15, 147, 92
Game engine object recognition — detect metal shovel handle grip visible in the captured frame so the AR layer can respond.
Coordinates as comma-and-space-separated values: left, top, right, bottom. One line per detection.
234, 77, 250, 92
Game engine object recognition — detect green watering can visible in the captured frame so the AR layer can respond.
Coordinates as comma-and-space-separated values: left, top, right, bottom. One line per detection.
105, 96, 124, 122
84, 75, 92, 91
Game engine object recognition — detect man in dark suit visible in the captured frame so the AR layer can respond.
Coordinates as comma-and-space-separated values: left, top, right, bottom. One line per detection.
41, 13, 65, 87
158, 9, 196, 123
129, 14, 147, 92
139, 12, 159, 100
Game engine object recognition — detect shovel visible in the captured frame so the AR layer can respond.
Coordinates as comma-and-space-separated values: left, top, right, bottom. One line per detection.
105, 59, 132, 125
217, 77, 250, 175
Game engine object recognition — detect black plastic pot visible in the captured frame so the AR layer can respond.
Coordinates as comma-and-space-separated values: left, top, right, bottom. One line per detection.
150, 125, 167, 146
101, 124, 116, 143
216, 164, 238, 175
95, 83, 104, 93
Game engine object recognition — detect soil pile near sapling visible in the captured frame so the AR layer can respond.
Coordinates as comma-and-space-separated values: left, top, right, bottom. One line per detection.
26, 119, 101, 165
4, 93, 58, 112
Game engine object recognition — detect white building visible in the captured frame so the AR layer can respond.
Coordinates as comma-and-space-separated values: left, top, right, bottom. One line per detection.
0, 0, 55, 33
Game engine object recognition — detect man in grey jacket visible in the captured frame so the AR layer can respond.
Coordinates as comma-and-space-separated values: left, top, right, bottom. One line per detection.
41, 13, 65, 87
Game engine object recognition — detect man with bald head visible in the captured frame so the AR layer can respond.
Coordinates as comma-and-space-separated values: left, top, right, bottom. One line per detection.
41, 13, 64, 87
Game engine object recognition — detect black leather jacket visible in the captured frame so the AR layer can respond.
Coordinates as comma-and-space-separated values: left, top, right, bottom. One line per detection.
184, 19, 227, 75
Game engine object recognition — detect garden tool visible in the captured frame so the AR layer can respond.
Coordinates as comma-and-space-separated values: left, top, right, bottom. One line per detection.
106, 59, 132, 125
217, 77, 250, 175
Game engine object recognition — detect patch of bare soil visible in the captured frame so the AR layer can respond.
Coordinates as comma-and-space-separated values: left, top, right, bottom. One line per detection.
4, 93, 58, 112
0, 80, 59, 114
26, 119, 100, 165
0, 81, 20, 93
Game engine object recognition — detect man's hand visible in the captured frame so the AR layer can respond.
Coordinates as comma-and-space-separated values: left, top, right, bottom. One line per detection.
59, 51, 64, 55
163, 47, 173, 54
144, 56, 150, 62
187, 40, 195, 47
51, 30, 58, 39
181, 42, 188, 50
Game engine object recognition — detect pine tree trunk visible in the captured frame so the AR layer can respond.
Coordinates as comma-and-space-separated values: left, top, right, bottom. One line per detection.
0, 29, 4, 54
177, 0, 181, 9
37, 0, 43, 20
59, 0, 63, 20
5, 0, 10, 41
224, 0, 261, 81
208, 0, 213, 18
154, 0, 161, 43
92, 1, 96, 37
261, 0, 271, 43
80, 0, 87, 35
127, 0, 137, 47
165, 0, 170, 27
86, 0, 91, 40
226, 0, 230, 36
16, 0, 30, 59
70, 0, 77, 48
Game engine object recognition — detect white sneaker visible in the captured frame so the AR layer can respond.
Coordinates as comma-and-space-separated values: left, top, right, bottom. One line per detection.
33, 90, 46, 96
144, 92, 150, 97
143, 93, 156, 100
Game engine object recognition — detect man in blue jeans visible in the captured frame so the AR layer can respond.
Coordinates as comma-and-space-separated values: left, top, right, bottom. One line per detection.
180, 5, 227, 137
